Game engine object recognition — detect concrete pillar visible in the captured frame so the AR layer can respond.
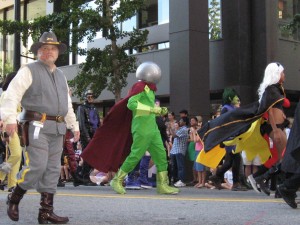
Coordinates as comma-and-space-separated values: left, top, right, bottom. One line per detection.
251, 0, 279, 90
169, 0, 210, 119
221, 0, 279, 103
221, 0, 253, 103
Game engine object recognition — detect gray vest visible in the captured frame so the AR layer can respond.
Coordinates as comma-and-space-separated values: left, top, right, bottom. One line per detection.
21, 60, 68, 135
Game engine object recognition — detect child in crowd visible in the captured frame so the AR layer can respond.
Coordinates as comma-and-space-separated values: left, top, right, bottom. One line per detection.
60, 155, 70, 182
205, 168, 217, 189
190, 120, 206, 188
221, 168, 233, 190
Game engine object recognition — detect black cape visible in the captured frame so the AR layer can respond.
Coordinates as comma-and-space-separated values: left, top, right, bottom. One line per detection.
281, 101, 300, 173
198, 84, 285, 152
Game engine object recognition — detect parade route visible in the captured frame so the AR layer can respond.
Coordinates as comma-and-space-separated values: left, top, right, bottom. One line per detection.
0, 184, 299, 225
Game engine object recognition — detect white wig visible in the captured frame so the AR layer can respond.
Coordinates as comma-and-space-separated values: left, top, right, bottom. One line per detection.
257, 62, 284, 102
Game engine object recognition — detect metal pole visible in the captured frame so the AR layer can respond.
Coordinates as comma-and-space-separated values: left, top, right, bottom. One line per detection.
14, 0, 21, 71
1, 10, 6, 78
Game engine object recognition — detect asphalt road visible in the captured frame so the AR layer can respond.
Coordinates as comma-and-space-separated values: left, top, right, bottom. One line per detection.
0, 183, 299, 225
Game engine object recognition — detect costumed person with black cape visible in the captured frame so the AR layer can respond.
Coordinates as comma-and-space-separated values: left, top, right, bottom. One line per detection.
81, 62, 179, 195
247, 97, 290, 196
278, 100, 300, 209
209, 87, 247, 191
250, 63, 290, 195
198, 62, 289, 180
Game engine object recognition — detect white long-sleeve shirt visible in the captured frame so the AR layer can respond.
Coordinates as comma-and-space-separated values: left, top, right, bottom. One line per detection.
0, 66, 79, 132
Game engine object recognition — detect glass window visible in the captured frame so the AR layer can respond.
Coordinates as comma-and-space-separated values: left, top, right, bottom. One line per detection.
128, 41, 169, 54
27, 0, 46, 21
278, 0, 300, 41
22, 0, 47, 64
158, 42, 169, 49
209, 0, 222, 40
122, 0, 168, 30
158, 0, 169, 25
21, 3, 24, 21
79, 0, 169, 61
6, 8, 14, 67
138, 0, 158, 28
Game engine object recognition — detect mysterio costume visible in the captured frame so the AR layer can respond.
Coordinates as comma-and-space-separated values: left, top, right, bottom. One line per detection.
81, 62, 179, 195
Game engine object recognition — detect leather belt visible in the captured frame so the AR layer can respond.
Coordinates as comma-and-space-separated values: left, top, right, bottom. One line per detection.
19, 110, 65, 123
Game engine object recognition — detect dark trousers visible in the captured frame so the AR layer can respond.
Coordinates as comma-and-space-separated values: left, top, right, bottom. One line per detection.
170, 153, 185, 182
284, 172, 300, 190
79, 133, 95, 178
216, 151, 241, 183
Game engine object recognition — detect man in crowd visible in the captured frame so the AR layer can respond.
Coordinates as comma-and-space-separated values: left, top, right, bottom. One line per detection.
75, 90, 100, 185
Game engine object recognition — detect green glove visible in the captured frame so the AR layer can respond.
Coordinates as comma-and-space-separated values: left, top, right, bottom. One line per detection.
150, 106, 162, 115
160, 107, 168, 116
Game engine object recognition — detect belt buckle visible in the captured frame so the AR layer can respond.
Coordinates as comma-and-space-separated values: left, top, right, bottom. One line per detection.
40, 113, 46, 123
56, 115, 64, 123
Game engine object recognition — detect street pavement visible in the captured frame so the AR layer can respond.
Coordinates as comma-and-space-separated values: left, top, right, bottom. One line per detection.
0, 183, 299, 225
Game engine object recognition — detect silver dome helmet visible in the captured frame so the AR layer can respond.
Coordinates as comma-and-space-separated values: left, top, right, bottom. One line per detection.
84, 89, 94, 101
136, 61, 162, 84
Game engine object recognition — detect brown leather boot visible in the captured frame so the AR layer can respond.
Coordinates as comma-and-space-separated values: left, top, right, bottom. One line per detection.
7, 185, 27, 221
38, 192, 69, 224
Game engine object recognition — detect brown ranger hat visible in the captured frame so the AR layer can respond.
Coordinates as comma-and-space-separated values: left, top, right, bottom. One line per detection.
30, 31, 67, 55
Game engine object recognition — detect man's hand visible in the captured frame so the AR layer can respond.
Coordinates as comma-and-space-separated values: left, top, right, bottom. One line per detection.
73, 131, 80, 143
5, 124, 18, 137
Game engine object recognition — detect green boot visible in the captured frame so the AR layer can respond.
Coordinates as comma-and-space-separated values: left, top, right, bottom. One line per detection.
110, 169, 127, 194
156, 171, 179, 194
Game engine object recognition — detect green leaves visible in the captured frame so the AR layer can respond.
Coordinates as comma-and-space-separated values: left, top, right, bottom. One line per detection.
0, 0, 148, 102
0, 59, 13, 82
209, 0, 221, 40
283, 14, 300, 34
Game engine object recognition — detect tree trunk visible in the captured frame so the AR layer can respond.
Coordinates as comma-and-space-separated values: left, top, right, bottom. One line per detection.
107, 0, 121, 103
115, 92, 121, 103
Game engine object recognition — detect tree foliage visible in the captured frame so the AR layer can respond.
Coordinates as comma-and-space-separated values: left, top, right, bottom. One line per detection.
0, 0, 149, 102
0, 59, 14, 82
209, 0, 221, 40
283, 14, 300, 36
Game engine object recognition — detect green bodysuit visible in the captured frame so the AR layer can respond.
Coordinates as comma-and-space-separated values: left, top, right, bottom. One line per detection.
120, 85, 168, 173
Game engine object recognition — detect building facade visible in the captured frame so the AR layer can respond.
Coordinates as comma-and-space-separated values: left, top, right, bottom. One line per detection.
1, 0, 300, 119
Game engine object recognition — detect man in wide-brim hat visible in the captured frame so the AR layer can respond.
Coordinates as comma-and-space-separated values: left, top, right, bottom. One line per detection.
1, 31, 79, 224
30, 31, 67, 55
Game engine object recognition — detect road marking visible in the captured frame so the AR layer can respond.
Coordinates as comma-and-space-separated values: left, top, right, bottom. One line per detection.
19, 192, 283, 203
